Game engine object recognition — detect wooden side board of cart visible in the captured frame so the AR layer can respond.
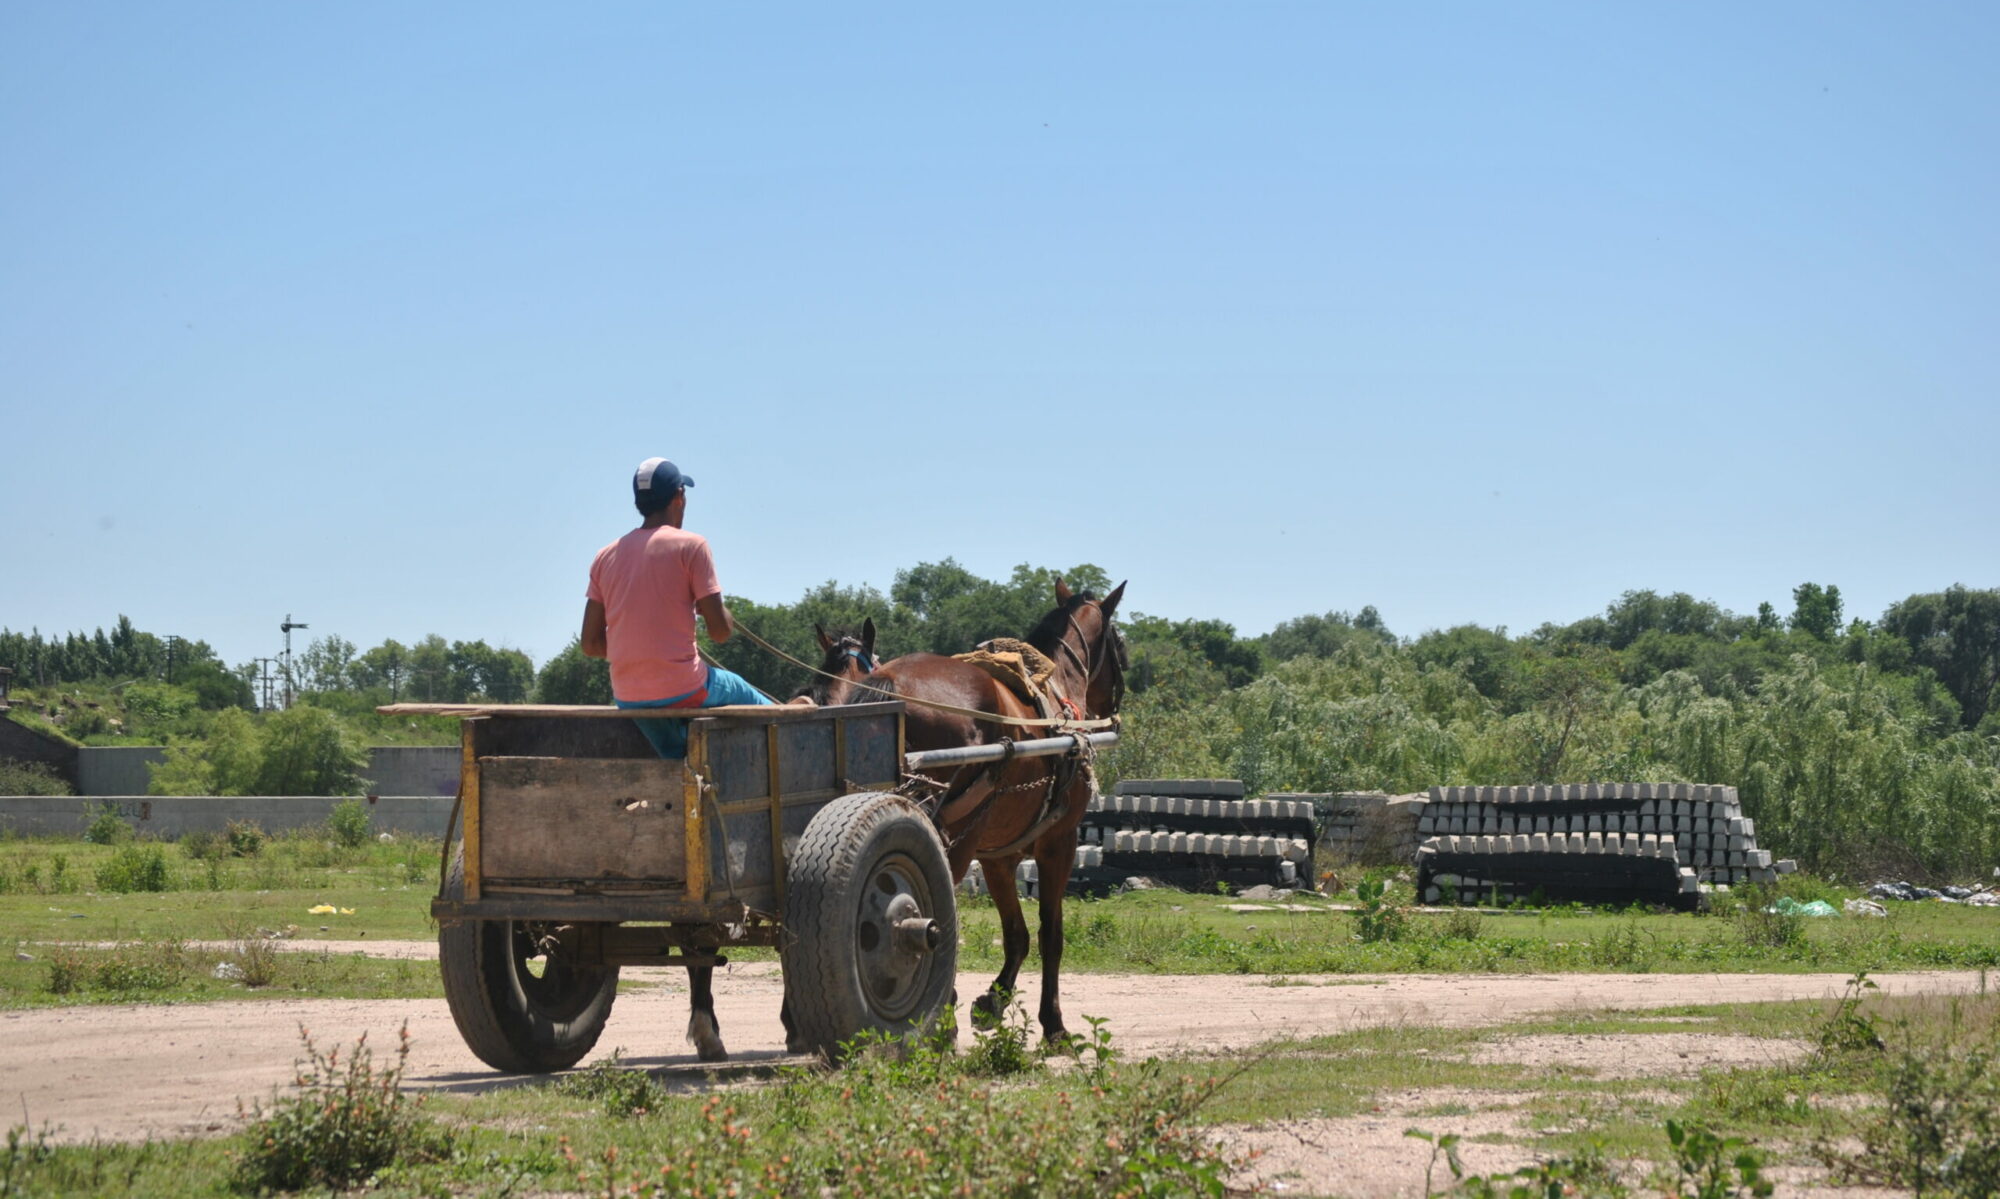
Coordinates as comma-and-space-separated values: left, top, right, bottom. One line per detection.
381, 700, 1115, 1073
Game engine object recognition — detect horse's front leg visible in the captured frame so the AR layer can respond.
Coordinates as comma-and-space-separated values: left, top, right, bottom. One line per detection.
1033, 835, 1077, 1044
973, 856, 1030, 1026
686, 964, 727, 1062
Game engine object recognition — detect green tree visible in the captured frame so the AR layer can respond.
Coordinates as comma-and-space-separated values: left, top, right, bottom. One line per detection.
1879, 585, 2000, 730
406, 635, 453, 702
1124, 615, 1262, 692
1261, 608, 1396, 662
1409, 625, 1520, 706
149, 708, 265, 796
352, 639, 410, 700
1790, 582, 1844, 641
255, 706, 368, 795
296, 635, 359, 693
535, 639, 612, 704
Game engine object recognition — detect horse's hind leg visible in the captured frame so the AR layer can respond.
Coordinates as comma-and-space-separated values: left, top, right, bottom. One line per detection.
1034, 837, 1077, 1043
973, 857, 1029, 1026
687, 965, 727, 1062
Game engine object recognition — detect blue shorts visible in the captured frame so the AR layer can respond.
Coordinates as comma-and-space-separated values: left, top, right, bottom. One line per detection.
616, 663, 772, 759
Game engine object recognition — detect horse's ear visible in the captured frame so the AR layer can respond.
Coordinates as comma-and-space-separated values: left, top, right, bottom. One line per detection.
814, 623, 833, 652
861, 617, 876, 654
1101, 581, 1126, 619
1054, 576, 1073, 603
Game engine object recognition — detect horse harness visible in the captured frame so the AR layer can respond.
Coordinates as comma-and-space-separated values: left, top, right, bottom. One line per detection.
919, 603, 1113, 859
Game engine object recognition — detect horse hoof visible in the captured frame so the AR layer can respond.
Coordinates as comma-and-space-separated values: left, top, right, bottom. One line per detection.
688, 1013, 728, 1063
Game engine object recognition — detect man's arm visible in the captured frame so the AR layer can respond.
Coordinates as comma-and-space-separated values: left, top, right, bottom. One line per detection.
581, 600, 608, 659
696, 593, 734, 644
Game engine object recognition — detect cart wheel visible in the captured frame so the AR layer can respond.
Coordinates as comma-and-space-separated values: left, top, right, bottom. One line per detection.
781, 792, 958, 1060
438, 845, 619, 1073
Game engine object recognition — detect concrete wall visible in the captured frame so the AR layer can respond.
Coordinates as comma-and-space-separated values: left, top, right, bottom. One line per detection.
66, 745, 462, 797
0, 794, 456, 839
0, 716, 78, 785
76, 747, 166, 797
363, 747, 459, 797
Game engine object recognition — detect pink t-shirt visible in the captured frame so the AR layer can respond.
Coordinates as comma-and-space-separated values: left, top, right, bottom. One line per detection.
587, 525, 723, 702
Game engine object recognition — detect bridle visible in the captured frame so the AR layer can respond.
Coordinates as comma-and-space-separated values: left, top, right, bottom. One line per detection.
1053, 601, 1125, 718
836, 641, 876, 675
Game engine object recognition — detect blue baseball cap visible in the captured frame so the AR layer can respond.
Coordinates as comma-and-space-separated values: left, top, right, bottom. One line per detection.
634, 457, 694, 512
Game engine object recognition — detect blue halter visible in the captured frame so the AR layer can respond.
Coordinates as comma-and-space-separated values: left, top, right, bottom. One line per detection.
842, 647, 877, 673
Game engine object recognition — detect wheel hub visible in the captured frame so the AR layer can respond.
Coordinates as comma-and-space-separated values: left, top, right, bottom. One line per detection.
856, 855, 938, 1019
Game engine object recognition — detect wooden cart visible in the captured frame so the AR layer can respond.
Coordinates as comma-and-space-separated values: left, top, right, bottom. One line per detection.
391, 699, 1116, 1072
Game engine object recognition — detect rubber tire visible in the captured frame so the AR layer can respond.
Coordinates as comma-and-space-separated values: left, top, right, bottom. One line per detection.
437, 845, 619, 1073
781, 793, 959, 1060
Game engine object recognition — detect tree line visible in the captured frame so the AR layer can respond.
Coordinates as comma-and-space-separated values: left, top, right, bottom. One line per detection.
5, 571, 1996, 876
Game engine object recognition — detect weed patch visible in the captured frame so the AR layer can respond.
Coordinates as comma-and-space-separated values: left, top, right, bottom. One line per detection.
82, 808, 132, 846
553, 1053, 674, 1118
93, 844, 170, 893
43, 940, 191, 996
1821, 995, 2000, 1198
233, 1023, 447, 1193
325, 800, 370, 850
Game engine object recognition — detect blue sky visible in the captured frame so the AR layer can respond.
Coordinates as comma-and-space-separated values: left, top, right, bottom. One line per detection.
3, 3, 1995, 670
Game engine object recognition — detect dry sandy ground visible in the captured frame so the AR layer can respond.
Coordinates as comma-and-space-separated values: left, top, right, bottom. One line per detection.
3, 950, 1983, 1196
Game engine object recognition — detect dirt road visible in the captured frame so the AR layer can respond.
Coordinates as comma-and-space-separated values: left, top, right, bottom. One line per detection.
5, 951, 1987, 1146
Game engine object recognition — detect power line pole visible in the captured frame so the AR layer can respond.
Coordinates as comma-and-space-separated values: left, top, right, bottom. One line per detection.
254, 657, 278, 711
280, 614, 308, 709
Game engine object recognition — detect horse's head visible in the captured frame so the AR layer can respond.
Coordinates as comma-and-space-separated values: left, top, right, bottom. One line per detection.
800, 617, 878, 705
1029, 578, 1128, 718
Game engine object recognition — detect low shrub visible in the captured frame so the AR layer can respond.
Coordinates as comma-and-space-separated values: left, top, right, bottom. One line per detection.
94, 844, 169, 893
234, 1023, 447, 1193
219, 920, 282, 989
82, 808, 132, 846
325, 800, 371, 850
1733, 899, 1806, 952
545, 1016, 1232, 1199
556, 1056, 667, 1119
43, 940, 190, 996
963, 1001, 1037, 1077
225, 820, 267, 857
1437, 909, 1483, 942
1826, 1002, 2000, 1199
0, 758, 73, 796
1659, 1118, 1774, 1199
1353, 875, 1410, 944
181, 830, 226, 861
1, 1123, 58, 1195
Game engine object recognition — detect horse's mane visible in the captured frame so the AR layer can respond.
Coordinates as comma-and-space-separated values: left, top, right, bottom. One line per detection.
1024, 592, 1129, 672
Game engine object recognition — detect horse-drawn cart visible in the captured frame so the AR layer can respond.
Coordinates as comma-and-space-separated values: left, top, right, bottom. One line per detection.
382, 699, 1115, 1072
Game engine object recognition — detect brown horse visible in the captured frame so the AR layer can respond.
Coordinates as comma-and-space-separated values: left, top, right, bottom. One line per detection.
842, 578, 1126, 1042
794, 618, 878, 706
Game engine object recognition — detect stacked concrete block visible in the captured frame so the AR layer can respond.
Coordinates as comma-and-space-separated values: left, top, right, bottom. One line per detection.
1414, 783, 1782, 889
1066, 779, 1314, 894
1416, 830, 1700, 912
960, 847, 1108, 900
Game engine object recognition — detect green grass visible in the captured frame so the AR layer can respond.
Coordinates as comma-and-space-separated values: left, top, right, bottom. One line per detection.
4, 833, 1996, 1010
959, 885, 2000, 975
0, 832, 443, 945
0, 940, 440, 1009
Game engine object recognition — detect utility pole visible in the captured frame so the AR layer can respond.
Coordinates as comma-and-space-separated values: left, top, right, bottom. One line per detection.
254, 657, 278, 711
280, 614, 308, 709
164, 635, 180, 684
